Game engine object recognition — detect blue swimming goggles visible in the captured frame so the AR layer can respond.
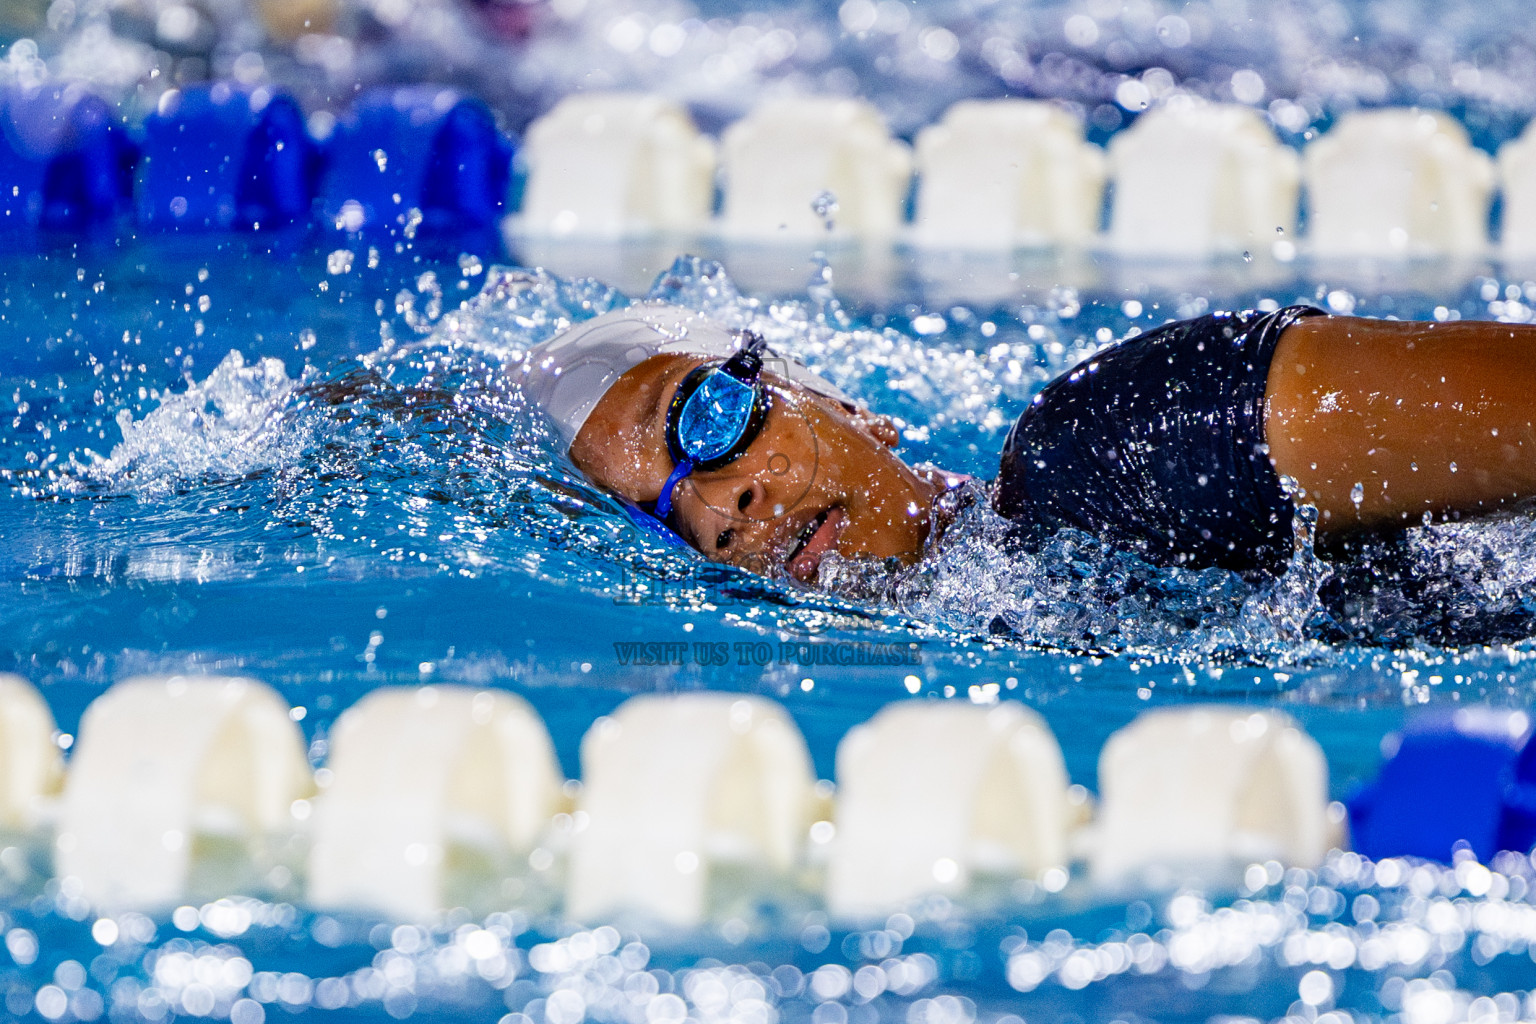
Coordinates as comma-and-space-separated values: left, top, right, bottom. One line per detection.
639, 329, 773, 529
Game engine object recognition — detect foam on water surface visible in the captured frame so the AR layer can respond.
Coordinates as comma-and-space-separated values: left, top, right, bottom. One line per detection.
73, 351, 311, 499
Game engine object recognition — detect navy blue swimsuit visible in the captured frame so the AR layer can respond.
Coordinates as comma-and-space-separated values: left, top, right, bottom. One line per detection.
994, 305, 1324, 573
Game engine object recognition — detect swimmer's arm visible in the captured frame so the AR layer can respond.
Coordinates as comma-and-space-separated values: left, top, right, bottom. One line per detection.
1264, 316, 1536, 532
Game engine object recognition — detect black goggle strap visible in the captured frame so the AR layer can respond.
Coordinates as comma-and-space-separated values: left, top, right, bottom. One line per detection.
720, 328, 767, 380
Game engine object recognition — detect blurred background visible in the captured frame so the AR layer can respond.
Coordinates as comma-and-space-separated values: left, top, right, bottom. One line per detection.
4, 0, 1534, 166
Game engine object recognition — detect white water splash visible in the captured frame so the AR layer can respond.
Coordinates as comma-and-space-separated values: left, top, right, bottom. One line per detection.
78, 351, 311, 499
816, 487, 1336, 661
424, 266, 625, 361
648, 256, 1095, 448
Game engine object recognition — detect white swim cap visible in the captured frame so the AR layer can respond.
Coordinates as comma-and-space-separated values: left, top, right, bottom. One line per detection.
521, 301, 856, 450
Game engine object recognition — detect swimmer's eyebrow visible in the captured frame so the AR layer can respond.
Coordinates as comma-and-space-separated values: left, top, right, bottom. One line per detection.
648, 358, 700, 435
646, 371, 671, 431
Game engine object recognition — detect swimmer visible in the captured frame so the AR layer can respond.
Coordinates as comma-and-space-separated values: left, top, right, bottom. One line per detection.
521, 302, 1536, 583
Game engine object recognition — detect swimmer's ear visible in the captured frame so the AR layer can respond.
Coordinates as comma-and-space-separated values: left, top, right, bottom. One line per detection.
846, 408, 901, 448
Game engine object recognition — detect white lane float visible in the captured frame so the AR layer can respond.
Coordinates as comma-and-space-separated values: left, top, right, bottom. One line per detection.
0, 674, 63, 834
1090, 707, 1330, 884
720, 98, 911, 242
307, 686, 565, 921
518, 92, 717, 238
1305, 108, 1494, 257
56, 676, 313, 910
1498, 122, 1536, 259
566, 693, 816, 926
826, 700, 1072, 917
1108, 101, 1300, 256
913, 99, 1105, 249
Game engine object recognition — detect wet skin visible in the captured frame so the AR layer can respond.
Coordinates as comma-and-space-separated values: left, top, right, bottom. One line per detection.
572, 317, 1536, 581
569, 354, 947, 582
1266, 316, 1536, 530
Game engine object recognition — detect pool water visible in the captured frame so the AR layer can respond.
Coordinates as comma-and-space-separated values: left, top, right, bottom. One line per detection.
1, 224, 1536, 1022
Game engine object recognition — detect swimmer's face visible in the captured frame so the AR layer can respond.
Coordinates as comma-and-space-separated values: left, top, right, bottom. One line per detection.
570, 354, 942, 583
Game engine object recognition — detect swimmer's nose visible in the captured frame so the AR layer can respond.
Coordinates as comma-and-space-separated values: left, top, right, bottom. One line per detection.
673, 478, 783, 561
731, 479, 767, 518
686, 473, 773, 523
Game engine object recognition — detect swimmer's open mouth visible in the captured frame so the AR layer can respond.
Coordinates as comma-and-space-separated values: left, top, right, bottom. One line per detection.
785, 506, 845, 582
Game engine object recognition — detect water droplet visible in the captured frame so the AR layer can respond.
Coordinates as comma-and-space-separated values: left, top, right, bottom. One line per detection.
1350, 482, 1364, 506
1449, 461, 1458, 473
1242, 251, 1252, 263
806, 253, 849, 328
810, 190, 839, 232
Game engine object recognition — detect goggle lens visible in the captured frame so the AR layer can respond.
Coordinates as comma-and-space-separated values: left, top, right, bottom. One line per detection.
654, 329, 773, 522
676, 371, 758, 463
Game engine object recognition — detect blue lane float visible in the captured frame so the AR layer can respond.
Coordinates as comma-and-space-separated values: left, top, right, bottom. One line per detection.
1495, 725, 1536, 855
1348, 709, 1536, 864
0, 84, 137, 230
136, 83, 316, 231
318, 85, 513, 233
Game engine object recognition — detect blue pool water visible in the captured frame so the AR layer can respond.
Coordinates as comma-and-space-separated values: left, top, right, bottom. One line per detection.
8, 0, 1536, 1018
3, 226, 1536, 1022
